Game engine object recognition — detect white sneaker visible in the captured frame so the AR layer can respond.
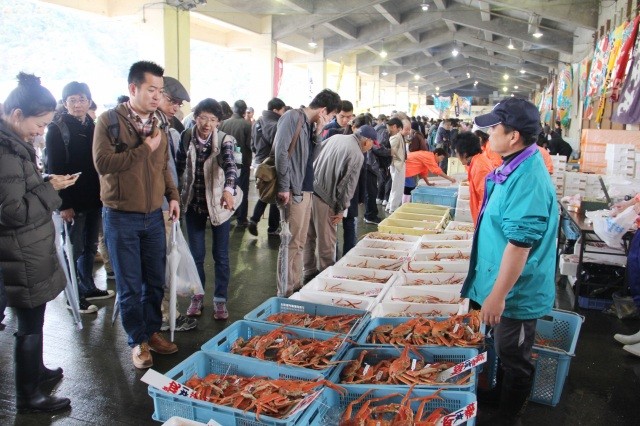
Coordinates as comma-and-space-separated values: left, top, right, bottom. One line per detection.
376, 199, 382, 205
382, 200, 388, 206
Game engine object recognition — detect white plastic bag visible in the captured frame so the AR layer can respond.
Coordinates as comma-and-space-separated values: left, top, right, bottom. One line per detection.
166, 221, 204, 297
592, 205, 637, 248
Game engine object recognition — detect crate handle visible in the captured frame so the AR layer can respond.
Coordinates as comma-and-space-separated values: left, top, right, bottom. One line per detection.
170, 370, 185, 381
550, 308, 586, 323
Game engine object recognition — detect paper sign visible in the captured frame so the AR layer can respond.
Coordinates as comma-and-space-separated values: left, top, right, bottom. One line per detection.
207, 420, 223, 426
436, 401, 477, 426
436, 352, 487, 382
288, 389, 322, 417
141, 369, 197, 399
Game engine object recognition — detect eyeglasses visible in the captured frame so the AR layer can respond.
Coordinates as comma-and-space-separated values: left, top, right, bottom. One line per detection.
163, 93, 183, 107
196, 115, 219, 124
67, 97, 89, 106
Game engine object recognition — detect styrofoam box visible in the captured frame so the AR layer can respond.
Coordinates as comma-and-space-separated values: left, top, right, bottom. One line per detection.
559, 254, 578, 276
347, 246, 408, 260
290, 290, 377, 311
399, 271, 467, 287
420, 232, 473, 242
337, 255, 405, 271
413, 248, 472, 262
371, 301, 464, 318
362, 232, 422, 243
575, 241, 627, 267
419, 239, 473, 249
455, 208, 473, 223
319, 265, 398, 286
303, 276, 389, 299
551, 174, 565, 183
585, 174, 606, 185
357, 238, 418, 252
445, 221, 475, 233
384, 285, 462, 304
456, 198, 470, 210
402, 260, 470, 273
162, 417, 211, 426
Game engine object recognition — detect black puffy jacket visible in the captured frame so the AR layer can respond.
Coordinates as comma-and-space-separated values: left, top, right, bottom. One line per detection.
0, 120, 66, 308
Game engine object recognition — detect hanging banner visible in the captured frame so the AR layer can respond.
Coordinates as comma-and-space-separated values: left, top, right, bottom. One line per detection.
433, 96, 451, 118
611, 15, 640, 102
539, 81, 554, 123
584, 34, 610, 119
596, 21, 631, 123
410, 103, 418, 116
273, 57, 283, 97
556, 64, 573, 127
612, 45, 640, 124
579, 57, 591, 101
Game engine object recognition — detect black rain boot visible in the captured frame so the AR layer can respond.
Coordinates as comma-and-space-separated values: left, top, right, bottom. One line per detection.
15, 334, 70, 413
37, 334, 63, 386
495, 375, 533, 426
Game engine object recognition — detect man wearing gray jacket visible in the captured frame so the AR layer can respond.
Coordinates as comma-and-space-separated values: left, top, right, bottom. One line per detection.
303, 126, 376, 275
274, 89, 341, 297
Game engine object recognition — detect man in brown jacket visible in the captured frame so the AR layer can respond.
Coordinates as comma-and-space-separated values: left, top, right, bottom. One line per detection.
93, 61, 180, 369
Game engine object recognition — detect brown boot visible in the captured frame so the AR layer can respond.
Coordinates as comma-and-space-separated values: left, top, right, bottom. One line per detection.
148, 332, 178, 354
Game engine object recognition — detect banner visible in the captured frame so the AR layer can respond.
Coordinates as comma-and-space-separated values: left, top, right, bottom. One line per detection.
273, 57, 283, 97
434, 96, 451, 117
612, 45, 640, 124
556, 64, 573, 127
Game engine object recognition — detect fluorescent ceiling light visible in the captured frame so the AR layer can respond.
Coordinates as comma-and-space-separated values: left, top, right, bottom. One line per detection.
308, 39, 317, 48
451, 48, 459, 57
379, 50, 388, 58
533, 31, 543, 38
503, 73, 509, 80
508, 38, 515, 49
520, 68, 526, 74
421, 1, 429, 11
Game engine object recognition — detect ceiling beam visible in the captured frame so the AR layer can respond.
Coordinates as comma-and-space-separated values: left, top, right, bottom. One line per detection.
433, 0, 448, 10
272, 0, 384, 40
373, 3, 401, 25
454, 29, 558, 65
445, 21, 457, 32
404, 31, 420, 43
323, 18, 358, 40
356, 30, 452, 68
277, 0, 314, 13
479, 0, 598, 30
443, 11, 574, 55
479, 1, 491, 21
461, 50, 549, 78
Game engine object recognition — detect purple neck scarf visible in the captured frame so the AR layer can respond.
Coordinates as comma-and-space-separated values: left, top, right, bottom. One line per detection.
477, 143, 538, 224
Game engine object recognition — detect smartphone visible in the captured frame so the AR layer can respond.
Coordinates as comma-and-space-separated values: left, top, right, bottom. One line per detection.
72, 172, 82, 177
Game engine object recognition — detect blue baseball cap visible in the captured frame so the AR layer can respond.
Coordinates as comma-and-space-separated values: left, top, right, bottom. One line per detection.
357, 125, 379, 146
474, 98, 541, 136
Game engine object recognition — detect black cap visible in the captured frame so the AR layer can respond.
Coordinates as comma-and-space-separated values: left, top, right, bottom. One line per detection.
474, 98, 541, 136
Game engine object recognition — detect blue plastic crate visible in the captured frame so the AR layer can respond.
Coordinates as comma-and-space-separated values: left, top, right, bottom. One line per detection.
354, 316, 485, 349
411, 186, 458, 214
327, 346, 478, 392
530, 348, 572, 407
317, 387, 477, 425
244, 297, 370, 337
578, 295, 612, 311
148, 351, 330, 425
534, 309, 584, 355
200, 320, 349, 376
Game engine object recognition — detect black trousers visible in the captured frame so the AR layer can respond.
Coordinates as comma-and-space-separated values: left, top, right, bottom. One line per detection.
364, 171, 379, 220
493, 316, 537, 380
250, 200, 280, 232
15, 303, 47, 336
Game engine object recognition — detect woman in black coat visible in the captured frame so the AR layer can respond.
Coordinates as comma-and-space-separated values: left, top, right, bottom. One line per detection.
0, 73, 78, 413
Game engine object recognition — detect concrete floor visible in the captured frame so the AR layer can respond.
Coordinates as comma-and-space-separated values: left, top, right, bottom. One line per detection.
1, 197, 640, 425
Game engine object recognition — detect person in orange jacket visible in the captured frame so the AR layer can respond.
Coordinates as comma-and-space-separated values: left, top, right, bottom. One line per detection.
405, 147, 457, 188
456, 132, 495, 225
474, 129, 501, 168
536, 143, 554, 174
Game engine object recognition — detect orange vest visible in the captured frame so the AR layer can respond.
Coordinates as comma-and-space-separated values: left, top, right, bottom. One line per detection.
405, 151, 444, 178
482, 144, 502, 168
537, 145, 554, 174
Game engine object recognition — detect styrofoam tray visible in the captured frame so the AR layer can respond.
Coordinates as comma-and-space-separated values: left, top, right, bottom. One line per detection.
419, 239, 473, 249
420, 232, 473, 242
399, 272, 467, 287
290, 290, 377, 311
357, 238, 418, 252
445, 221, 475, 233
402, 260, 470, 273
371, 302, 465, 317
384, 286, 463, 305
337, 255, 406, 271
303, 276, 389, 299
319, 265, 397, 286
413, 248, 472, 262
347, 246, 408, 260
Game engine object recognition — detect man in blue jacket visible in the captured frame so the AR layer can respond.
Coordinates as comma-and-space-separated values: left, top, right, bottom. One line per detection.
462, 98, 558, 425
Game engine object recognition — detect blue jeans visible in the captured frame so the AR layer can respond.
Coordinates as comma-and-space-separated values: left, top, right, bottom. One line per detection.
103, 208, 165, 347
185, 209, 231, 302
66, 208, 101, 297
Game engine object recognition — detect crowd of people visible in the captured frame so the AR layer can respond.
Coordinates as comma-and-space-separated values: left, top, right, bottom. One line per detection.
1, 58, 624, 426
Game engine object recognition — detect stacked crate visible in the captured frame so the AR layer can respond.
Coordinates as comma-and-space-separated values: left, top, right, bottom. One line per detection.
605, 144, 636, 178
550, 155, 567, 199
455, 184, 473, 222
378, 203, 451, 236
563, 172, 587, 197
